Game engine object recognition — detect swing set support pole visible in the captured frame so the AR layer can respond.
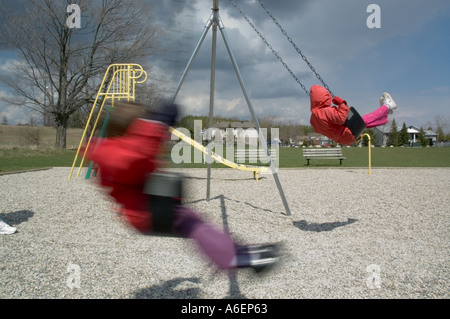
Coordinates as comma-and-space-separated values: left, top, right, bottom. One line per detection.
218, 19, 291, 216
170, 0, 292, 216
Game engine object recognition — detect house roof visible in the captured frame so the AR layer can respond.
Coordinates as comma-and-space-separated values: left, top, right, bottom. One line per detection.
407, 127, 420, 134
407, 125, 420, 134
375, 125, 437, 136
374, 125, 390, 134
307, 133, 330, 140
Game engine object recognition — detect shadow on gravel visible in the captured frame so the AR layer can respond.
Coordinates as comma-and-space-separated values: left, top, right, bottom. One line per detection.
293, 218, 358, 232
184, 195, 281, 215
134, 277, 202, 299
134, 275, 248, 299
0, 210, 34, 226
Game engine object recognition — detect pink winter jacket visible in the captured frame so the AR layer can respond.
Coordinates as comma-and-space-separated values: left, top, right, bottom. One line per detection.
86, 119, 168, 234
309, 85, 356, 145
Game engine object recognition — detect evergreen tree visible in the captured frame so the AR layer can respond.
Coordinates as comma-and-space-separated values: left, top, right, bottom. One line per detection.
399, 122, 409, 146
388, 119, 399, 146
418, 127, 428, 147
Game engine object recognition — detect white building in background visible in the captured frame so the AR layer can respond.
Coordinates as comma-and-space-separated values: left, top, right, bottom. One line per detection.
424, 129, 438, 146
406, 125, 438, 146
407, 126, 420, 144
373, 125, 438, 146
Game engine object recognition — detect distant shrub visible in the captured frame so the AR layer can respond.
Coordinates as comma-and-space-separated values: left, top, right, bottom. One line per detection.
22, 127, 43, 146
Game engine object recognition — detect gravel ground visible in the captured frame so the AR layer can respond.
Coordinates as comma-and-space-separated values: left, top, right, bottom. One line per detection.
0, 167, 448, 299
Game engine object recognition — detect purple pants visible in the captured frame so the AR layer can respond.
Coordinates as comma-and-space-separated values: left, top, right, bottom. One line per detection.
172, 206, 236, 270
362, 105, 389, 128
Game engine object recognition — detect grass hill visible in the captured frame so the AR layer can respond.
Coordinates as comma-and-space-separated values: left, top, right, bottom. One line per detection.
0, 125, 84, 149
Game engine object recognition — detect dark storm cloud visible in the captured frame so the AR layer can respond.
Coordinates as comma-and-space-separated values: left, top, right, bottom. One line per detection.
148, 0, 312, 96
224, 0, 313, 22
0, 0, 28, 12
1, 0, 448, 125
148, 0, 450, 124
0, 0, 31, 49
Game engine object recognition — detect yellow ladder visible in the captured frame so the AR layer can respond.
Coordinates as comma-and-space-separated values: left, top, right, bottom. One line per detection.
68, 64, 147, 179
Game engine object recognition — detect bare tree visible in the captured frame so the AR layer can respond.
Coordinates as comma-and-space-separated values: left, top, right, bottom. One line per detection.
0, 112, 7, 125
278, 121, 305, 145
434, 114, 449, 139
0, 0, 161, 148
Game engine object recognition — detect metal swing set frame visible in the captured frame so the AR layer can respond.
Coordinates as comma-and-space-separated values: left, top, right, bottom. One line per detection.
168, 0, 292, 215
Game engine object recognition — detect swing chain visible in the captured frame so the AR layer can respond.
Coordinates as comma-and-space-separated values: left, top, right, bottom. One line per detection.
257, 0, 335, 97
228, 0, 310, 96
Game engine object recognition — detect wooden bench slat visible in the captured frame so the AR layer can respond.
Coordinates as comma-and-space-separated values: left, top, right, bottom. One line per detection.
302, 148, 345, 166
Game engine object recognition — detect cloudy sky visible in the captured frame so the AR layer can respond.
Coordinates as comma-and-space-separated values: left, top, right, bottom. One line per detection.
1, 0, 449, 130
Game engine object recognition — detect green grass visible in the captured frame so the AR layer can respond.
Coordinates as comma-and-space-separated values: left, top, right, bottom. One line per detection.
170, 145, 450, 169
1, 125, 448, 173
342, 147, 450, 167
279, 147, 450, 168
0, 148, 79, 173
1, 146, 449, 174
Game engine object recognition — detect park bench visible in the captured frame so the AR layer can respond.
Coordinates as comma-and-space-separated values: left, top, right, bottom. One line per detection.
302, 148, 346, 166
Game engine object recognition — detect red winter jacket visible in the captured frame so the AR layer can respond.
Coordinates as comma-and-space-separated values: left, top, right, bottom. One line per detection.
86, 119, 168, 233
309, 85, 356, 145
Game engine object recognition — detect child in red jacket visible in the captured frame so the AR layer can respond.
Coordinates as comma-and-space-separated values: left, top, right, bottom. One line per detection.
309, 85, 397, 145
86, 101, 280, 273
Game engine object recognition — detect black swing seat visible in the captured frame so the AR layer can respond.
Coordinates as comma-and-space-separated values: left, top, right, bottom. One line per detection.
143, 172, 184, 237
345, 107, 366, 139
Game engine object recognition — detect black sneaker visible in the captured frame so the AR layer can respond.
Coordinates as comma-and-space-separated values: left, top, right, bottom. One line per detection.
235, 243, 281, 274
235, 243, 281, 255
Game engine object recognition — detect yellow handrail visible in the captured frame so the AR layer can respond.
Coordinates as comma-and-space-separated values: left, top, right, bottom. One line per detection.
68, 64, 147, 179
362, 133, 372, 175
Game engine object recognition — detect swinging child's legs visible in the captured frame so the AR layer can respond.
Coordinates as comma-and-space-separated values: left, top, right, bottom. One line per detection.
173, 206, 236, 269
362, 92, 397, 128
172, 206, 280, 272
362, 105, 389, 128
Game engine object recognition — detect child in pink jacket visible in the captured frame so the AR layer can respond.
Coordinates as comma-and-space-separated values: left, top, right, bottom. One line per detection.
310, 85, 397, 145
